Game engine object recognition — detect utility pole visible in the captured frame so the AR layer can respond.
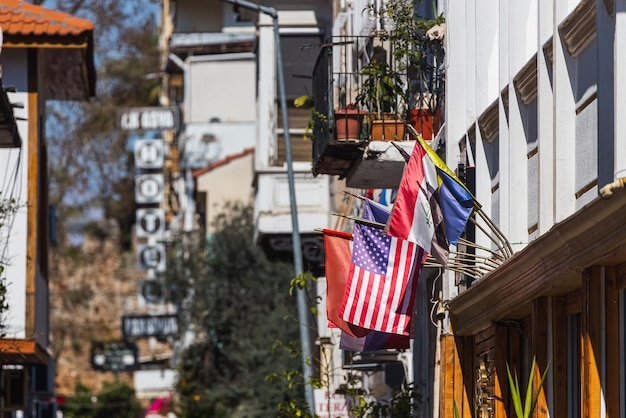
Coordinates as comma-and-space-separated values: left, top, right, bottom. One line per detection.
221, 0, 315, 413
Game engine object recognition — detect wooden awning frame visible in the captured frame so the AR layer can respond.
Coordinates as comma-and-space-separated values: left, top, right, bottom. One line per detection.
0, 339, 49, 365
449, 189, 626, 335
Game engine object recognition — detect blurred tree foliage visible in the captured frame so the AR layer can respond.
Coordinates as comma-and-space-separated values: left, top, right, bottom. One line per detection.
40, 0, 161, 250
166, 202, 303, 418
61, 380, 143, 418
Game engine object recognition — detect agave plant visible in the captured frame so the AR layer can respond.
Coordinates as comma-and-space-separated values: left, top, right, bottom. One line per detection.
506, 357, 550, 418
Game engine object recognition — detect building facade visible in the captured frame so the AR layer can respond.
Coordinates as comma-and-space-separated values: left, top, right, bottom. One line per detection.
443, 0, 626, 416
0, 1, 95, 416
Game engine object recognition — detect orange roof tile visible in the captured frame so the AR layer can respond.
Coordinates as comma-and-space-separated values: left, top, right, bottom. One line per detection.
0, 0, 93, 38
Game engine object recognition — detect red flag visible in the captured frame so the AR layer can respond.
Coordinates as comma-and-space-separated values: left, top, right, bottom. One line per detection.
387, 141, 448, 265
340, 201, 425, 336
322, 229, 370, 338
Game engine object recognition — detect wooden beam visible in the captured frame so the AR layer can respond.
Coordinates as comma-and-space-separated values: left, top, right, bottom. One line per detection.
616, 261, 626, 289
552, 296, 568, 417
25, 49, 38, 338
605, 266, 620, 417
441, 334, 456, 418
449, 191, 626, 335
531, 297, 549, 417
459, 336, 474, 418
441, 335, 474, 418
581, 266, 602, 418
494, 324, 510, 417
3, 42, 88, 49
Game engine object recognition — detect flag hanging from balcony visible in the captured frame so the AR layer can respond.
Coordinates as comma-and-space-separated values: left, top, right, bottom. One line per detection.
437, 168, 475, 246
386, 138, 446, 263
386, 136, 475, 264
413, 135, 476, 246
322, 229, 371, 338
340, 200, 425, 336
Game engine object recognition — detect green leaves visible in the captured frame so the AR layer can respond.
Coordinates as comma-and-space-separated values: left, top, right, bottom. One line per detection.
349, 382, 422, 417
168, 203, 302, 417
289, 272, 316, 295
506, 357, 550, 418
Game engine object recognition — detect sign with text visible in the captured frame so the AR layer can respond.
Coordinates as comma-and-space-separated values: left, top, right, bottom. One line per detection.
134, 138, 164, 169
314, 389, 349, 418
122, 314, 178, 339
91, 341, 138, 372
119, 106, 180, 132
137, 243, 166, 271
136, 208, 165, 238
135, 173, 164, 204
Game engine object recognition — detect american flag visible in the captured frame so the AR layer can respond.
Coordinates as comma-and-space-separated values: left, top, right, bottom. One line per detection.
340, 200, 424, 336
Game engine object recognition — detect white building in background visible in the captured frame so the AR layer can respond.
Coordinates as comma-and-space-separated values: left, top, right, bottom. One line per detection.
161, 0, 333, 256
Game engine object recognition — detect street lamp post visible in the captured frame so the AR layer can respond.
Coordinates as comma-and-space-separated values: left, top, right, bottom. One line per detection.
221, 0, 315, 413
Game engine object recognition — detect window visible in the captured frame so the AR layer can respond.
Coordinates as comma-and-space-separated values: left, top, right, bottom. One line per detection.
573, 38, 598, 205
485, 135, 500, 228
522, 99, 538, 237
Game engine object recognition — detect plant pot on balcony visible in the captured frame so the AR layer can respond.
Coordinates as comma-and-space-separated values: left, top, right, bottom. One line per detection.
334, 108, 364, 141
370, 118, 406, 141
408, 109, 441, 141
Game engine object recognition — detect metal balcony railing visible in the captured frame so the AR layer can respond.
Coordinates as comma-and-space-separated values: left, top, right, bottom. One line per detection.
311, 33, 444, 177
312, 35, 407, 175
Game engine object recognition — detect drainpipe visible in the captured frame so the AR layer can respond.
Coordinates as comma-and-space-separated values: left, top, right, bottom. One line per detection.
222, 0, 315, 413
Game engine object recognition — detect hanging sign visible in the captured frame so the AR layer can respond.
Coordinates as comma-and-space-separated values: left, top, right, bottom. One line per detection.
136, 208, 165, 238
137, 243, 166, 271
119, 106, 180, 132
122, 314, 179, 339
135, 173, 164, 204
135, 138, 165, 169
91, 341, 138, 372
138, 279, 166, 305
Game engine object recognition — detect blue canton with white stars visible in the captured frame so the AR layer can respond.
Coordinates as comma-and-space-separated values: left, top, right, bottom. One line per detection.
352, 223, 391, 276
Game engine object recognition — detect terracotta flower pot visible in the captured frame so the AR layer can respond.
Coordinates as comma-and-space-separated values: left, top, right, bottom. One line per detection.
334, 108, 364, 141
408, 109, 441, 141
370, 119, 406, 141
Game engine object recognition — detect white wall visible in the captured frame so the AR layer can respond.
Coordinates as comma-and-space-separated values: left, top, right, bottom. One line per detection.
195, 152, 255, 234
0, 49, 30, 338
186, 54, 256, 123
444, 0, 624, 298
255, 172, 331, 234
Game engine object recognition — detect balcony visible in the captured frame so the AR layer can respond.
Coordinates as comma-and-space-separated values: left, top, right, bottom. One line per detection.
311, 32, 444, 188
254, 172, 330, 276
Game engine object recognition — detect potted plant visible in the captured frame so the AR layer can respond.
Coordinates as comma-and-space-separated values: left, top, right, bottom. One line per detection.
379, 0, 446, 141
408, 17, 445, 141
334, 103, 365, 141
354, 52, 406, 141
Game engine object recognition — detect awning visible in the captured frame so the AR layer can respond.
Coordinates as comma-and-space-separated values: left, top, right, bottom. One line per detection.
0, 0, 96, 100
0, 339, 49, 365
449, 189, 626, 335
